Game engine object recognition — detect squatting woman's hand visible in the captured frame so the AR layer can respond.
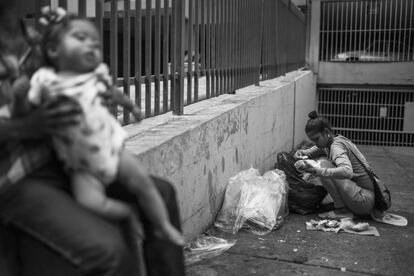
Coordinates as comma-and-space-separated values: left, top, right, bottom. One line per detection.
294, 149, 309, 160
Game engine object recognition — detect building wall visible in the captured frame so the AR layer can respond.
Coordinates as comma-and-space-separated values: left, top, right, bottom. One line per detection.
318, 62, 414, 85
309, 0, 414, 86
123, 70, 316, 238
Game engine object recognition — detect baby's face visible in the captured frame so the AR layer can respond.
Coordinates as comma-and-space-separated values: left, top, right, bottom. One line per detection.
55, 20, 102, 73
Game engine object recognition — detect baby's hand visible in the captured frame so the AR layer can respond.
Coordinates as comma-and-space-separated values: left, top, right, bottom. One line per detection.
100, 87, 143, 122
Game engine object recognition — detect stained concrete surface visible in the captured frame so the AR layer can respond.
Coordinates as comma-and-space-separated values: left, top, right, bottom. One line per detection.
187, 146, 414, 276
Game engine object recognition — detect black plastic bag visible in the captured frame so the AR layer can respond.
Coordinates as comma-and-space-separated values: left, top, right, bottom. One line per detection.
275, 152, 332, 215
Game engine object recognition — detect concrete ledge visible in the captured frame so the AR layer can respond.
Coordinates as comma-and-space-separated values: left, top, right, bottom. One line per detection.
123, 69, 316, 238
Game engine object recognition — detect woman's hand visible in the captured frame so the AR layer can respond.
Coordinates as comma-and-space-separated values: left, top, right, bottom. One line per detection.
294, 159, 323, 176
18, 96, 82, 139
294, 149, 309, 160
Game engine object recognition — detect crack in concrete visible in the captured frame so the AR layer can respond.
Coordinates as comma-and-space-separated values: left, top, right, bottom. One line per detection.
225, 251, 387, 276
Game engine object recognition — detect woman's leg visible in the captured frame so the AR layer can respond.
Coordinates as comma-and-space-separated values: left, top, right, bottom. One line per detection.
318, 160, 375, 215
107, 167, 185, 276
0, 163, 139, 276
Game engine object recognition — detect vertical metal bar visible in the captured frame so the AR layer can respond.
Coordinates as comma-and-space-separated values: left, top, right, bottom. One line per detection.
409, 0, 414, 61
260, 0, 265, 78
236, 0, 241, 89
110, 0, 118, 117
387, 0, 392, 60
79, 0, 87, 17
353, 1, 358, 58
200, 0, 206, 85
329, 2, 334, 60
344, 1, 349, 59
397, 0, 404, 61
154, 0, 161, 114
373, 0, 378, 58
135, 0, 142, 113
123, 0, 131, 124
95, 0, 104, 45
211, 0, 216, 97
215, 0, 220, 95
194, 0, 200, 101
358, 0, 363, 57
392, 0, 398, 59
382, 0, 388, 62
378, 0, 383, 58
221, 0, 226, 92
338, 1, 344, 61
368, 0, 373, 61
402, 0, 409, 61
173, 0, 185, 114
320, 2, 326, 61
334, 1, 339, 62
58, 0, 68, 9
349, 1, 355, 60
243, 0, 247, 85
407, 1, 414, 61
145, 0, 152, 117
206, 0, 211, 98
224, 0, 229, 92
171, 0, 177, 103
229, 0, 234, 85
162, 0, 169, 111
187, 0, 193, 104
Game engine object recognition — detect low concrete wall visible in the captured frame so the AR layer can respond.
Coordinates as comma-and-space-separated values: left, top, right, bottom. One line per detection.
124, 69, 316, 239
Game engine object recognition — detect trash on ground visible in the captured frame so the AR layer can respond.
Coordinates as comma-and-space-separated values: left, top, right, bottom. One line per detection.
214, 168, 289, 235
306, 218, 379, 236
184, 235, 236, 265
370, 210, 408, 227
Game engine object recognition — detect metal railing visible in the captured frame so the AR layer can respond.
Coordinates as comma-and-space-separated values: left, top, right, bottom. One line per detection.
320, 0, 414, 62
318, 86, 414, 146
33, 0, 306, 124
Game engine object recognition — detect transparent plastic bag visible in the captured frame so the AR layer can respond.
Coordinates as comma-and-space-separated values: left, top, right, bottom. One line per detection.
214, 168, 260, 232
215, 168, 289, 235
184, 235, 237, 265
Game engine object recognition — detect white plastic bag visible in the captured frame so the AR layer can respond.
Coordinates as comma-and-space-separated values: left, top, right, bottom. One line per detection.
214, 168, 288, 235
184, 235, 236, 265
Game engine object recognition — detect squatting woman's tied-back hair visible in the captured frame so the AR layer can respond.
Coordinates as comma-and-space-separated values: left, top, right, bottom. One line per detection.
305, 111, 332, 134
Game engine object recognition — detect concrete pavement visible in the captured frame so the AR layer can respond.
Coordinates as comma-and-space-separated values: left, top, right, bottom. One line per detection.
186, 146, 414, 276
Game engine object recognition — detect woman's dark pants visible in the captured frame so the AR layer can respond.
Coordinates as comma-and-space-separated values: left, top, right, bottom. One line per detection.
0, 162, 185, 276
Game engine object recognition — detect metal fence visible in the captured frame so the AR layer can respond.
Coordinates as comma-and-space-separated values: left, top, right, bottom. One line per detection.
318, 86, 414, 146
33, 0, 306, 124
320, 0, 414, 62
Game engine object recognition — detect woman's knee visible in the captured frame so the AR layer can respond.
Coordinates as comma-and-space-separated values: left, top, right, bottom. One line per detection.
150, 176, 177, 202
84, 234, 138, 276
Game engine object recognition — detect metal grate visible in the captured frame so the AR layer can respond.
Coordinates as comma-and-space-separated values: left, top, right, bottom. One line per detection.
318, 86, 414, 146
320, 0, 414, 62
34, 0, 306, 123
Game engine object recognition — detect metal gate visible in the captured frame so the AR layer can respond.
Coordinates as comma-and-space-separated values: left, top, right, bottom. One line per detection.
318, 86, 414, 146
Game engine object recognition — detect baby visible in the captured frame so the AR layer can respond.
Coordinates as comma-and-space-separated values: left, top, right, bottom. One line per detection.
28, 7, 184, 245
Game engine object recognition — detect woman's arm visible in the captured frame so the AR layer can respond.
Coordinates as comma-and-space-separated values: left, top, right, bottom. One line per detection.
313, 144, 354, 179
296, 146, 327, 159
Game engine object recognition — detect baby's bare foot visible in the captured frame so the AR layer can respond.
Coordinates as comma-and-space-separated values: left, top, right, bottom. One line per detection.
155, 223, 185, 246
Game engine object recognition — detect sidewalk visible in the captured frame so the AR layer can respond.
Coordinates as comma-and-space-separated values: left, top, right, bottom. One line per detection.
186, 146, 414, 276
